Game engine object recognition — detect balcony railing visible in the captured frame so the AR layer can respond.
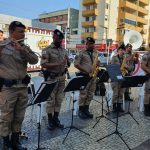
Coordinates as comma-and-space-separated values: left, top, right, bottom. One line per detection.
82, 9, 98, 17
82, 20, 97, 28
82, 0, 99, 6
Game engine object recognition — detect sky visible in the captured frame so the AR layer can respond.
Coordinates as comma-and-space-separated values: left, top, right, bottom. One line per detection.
0, 0, 79, 19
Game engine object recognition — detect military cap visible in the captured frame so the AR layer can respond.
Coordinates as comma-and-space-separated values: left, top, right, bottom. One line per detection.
53, 29, 64, 39
9, 21, 26, 31
126, 43, 133, 48
86, 37, 95, 43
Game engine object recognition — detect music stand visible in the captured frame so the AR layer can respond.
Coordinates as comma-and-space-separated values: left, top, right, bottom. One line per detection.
93, 82, 116, 129
96, 64, 131, 150
31, 81, 56, 150
62, 76, 91, 144
120, 75, 149, 124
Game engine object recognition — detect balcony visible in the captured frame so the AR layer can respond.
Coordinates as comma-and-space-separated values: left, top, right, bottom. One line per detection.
120, 1, 148, 15
82, 0, 99, 6
120, 12, 148, 25
82, 20, 97, 28
81, 32, 98, 39
123, 23, 147, 33
82, 9, 98, 17
120, 1, 137, 10
139, 0, 149, 5
137, 16, 148, 25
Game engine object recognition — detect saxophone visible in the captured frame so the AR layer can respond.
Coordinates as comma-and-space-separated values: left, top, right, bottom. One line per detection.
121, 56, 128, 76
90, 52, 99, 78
121, 54, 134, 76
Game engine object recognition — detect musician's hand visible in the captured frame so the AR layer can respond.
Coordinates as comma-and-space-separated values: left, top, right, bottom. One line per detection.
11, 39, 23, 51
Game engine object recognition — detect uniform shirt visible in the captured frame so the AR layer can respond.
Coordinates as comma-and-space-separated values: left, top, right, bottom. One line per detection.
141, 51, 150, 74
74, 49, 98, 73
0, 39, 38, 80
111, 54, 123, 65
41, 43, 68, 74
123, 53, 135, 75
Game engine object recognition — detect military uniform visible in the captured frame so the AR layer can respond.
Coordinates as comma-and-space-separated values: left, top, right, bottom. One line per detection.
74, 38, 98, 119
41, 29, 68, 129
111, 54, 124, 112
141, 51, 150, 116
0, 36, 38, 150
41, 43, 67, 113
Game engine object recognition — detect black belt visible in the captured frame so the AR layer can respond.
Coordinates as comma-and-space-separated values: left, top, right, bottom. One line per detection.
49, 72, 65, 77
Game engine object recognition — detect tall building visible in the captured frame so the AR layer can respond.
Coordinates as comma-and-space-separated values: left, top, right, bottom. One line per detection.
79, 0, 149, 49
38, 8, 79, 34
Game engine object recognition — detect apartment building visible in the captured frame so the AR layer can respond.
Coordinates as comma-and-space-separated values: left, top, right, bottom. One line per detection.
79, 0, 150, 50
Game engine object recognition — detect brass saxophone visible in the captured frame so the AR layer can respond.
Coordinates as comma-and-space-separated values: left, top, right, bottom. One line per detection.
121, 56, 128, 76
90, 52, 99, 78
121, 54, 134, 76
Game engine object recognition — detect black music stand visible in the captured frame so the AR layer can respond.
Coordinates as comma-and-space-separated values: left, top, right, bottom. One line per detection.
120, 75, 149, 124
96, 64, 131, 150
93, 82, 116, 128
31, 81, 56, 150
62, 76, 91, 144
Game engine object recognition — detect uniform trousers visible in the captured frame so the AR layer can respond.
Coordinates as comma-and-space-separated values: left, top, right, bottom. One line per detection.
46, 75, 65, 113
0, 87, 27, 137
78, 78, 96, 106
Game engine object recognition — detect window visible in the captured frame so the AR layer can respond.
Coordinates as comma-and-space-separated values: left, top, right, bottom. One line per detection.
125, 19, 136, 26
106, 3, 109, 9
85, 17, 89, 21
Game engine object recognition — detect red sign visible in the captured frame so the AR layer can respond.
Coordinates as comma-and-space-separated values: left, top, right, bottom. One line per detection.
76, 44, 118, 52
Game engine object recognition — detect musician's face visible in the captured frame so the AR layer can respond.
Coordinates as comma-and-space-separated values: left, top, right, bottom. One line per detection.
53, 34, 63, 47
0, 32, 4, 41
86, 42, 95, 51
10, 27, 25, 40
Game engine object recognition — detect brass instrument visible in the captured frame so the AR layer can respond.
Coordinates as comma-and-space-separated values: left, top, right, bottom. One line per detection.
90, 52, 99, 78
121, 56, 128, 76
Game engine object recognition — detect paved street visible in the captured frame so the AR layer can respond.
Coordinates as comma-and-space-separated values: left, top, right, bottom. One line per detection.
0, 64, 150, 150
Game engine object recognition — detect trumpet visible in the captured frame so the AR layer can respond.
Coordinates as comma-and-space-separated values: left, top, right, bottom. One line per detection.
0, 38, 27, 46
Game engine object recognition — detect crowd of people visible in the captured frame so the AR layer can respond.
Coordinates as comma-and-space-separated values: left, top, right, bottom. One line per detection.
0, 20, 149, 150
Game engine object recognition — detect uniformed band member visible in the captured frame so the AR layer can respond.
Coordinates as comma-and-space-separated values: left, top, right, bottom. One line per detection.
141, 50, 150, 116
74, 37, 99, 119
0, 30, 4, 41
41, 29, 69, 130
123, 43, 137, 101
111, 47, 125, 112
0, 21, 38, 150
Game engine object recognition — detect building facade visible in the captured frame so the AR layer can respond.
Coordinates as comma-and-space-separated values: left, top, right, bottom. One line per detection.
38, 8, 80, 50
78, 0, 150, 50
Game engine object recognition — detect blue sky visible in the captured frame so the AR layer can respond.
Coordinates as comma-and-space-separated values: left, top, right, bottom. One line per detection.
0, 0, 79, 19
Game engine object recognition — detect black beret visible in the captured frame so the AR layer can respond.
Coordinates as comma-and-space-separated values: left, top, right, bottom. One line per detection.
126, 43, 133, 48
86, 37, 95, 43
9, 21, 25, 30
53, 29, 64, 39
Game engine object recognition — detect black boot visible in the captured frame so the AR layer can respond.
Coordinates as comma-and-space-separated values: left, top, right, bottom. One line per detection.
53, 112, 64, 129
2, 135, 12, 150
11, 132, 27, 150
144, 104, 150, 116
117, 103, 124, 112
78, 106, 88, 119
113, 103, 117, 112
47, 113, 55, 130
84, 105, 93, 118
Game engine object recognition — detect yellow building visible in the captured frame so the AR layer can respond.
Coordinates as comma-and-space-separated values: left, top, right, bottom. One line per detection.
79, 0, 150, 48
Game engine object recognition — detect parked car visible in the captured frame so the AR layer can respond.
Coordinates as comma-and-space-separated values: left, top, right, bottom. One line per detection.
98, 52, 112, 66
68, 53, 76, 62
